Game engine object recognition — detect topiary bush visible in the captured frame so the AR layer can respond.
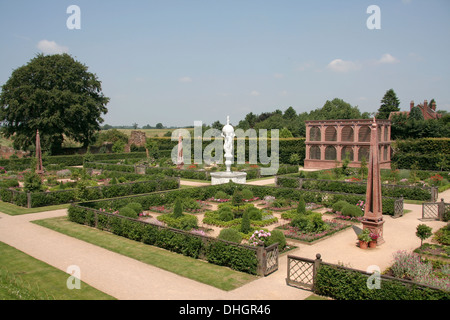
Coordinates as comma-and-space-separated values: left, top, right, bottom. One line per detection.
118, 206, 138, 218
296, 195, 306, 215
218, 228, 242, 244
240, 210, 251, 234
126, 202, 143, 215
214, 190, 229, 200
241, 189, 254, 200
218, 206, 234, 222
173, 198, 183, 218
341, 203, 364, 217
332, 200, 349, 213
246, 206, 262, 221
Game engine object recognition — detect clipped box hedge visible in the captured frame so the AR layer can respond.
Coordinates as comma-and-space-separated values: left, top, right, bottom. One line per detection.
276, 176, 434, 201
0, 152, 147, 171
315, 263, 450, 300
68, 205, 259, 275
0, 177, 179, 208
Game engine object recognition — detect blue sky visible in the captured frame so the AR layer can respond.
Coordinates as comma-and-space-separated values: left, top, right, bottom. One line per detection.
0, 0, 449, 127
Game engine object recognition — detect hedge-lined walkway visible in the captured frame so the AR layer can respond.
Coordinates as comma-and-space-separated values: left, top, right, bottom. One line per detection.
0, 187, 448, 300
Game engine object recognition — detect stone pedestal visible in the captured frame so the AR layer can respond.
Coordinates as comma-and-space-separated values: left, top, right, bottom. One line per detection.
361, 218, 385, 245
210, 171, 247, 185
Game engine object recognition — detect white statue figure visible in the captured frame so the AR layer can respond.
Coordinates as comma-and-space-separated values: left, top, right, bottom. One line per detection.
222, 116, 234, 156
221, 116, 234, 172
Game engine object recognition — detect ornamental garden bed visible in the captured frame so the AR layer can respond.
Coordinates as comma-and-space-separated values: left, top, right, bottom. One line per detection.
277, 219, 350, 244
414, 243, 450, 260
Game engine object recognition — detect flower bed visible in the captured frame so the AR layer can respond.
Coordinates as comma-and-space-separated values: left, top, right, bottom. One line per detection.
148, 205, 172, 214
414, 243, 450, 260
207, 197, 230, 203
277, 219, 350, 243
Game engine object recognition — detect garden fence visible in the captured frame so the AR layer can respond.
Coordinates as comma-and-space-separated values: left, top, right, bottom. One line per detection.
422, 198, 450, 221
286, 254, 449, 299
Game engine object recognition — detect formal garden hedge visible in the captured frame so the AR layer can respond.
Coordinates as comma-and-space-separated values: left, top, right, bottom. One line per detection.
73, 182, 400, 216
315, 263, 450, 300
0, 177, 179, 208
0, 152, 147, 171
392, 138, 450, 171
146, 136, 306, 165
84, 161, 299, 181
68, 205, 259, 275
276, 176, 435, 201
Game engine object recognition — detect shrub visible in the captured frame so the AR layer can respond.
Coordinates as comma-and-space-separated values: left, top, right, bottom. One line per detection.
341, 203, 364, 217
416, 224, 433, 246
23, 172, 43, 192
218, 207, 234, 222
240, 210, 251, 234
290, 212, 328, 233
296, 195, 306, 214
241, 189, 254, 200
173, 198, 183, 218
390, 250, 432, 280
214, 191, 229, 200
118, 206, 138, 218
332, 200, 349, 213
182, 198, 201, 211
246, 206, 262, 221
232, 190, 244, 207
265, 229, 287, 251
126, 202, 143, 215
218, 228, 242, 243
433, 226, 450, 245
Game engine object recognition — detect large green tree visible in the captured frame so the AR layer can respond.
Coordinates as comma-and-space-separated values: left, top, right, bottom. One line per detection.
377, 89, 400, 119
0, 53, 109, 153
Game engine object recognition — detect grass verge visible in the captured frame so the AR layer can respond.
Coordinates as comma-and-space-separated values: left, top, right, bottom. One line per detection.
0, 241, 115, 300
0, 201, 69, 216
32, 216, 257, 291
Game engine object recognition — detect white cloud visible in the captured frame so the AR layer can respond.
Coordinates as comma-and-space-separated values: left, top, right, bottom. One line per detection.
327, 59, 360, 72
250, 90, 260, 96
179, 76, 193, 83
273, 73, 284, 79
378, 53, 399, 64
37, 40, 69, 55
280, 90, 288, 96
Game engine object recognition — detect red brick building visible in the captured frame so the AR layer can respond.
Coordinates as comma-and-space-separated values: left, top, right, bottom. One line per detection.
389, 100, 441, 120
304, 119, 391, 170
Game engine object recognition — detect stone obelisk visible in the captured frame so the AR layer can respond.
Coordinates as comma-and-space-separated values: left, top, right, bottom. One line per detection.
361, 118, 385, 245
36, 130, 44, 175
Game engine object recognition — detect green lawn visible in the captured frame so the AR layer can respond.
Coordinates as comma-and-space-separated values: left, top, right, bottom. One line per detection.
33, 216, 258, 291
0, 201, 69, 216
0, 241, 115, 300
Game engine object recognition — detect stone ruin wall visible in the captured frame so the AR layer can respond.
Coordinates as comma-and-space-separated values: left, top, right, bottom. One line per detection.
124, 131, 146, 152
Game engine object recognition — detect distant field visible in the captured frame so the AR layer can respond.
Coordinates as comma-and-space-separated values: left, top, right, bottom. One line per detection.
115, 128, 179, 137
